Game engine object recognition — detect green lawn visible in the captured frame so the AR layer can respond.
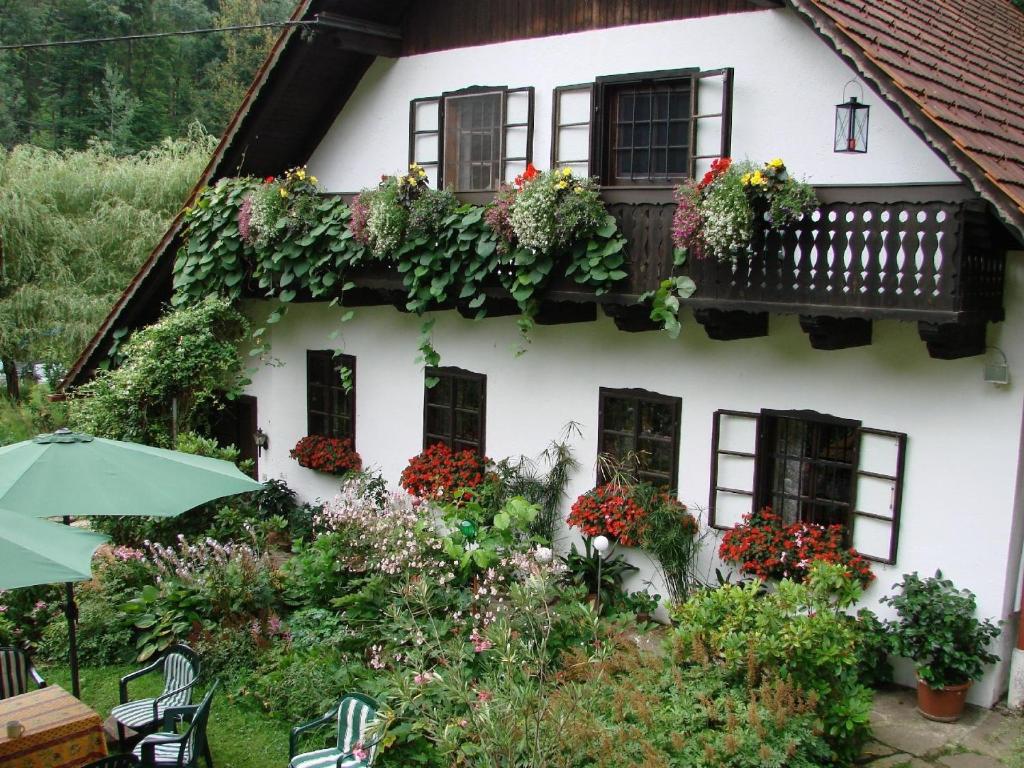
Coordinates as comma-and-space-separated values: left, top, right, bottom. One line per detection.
40, 664, 290, 768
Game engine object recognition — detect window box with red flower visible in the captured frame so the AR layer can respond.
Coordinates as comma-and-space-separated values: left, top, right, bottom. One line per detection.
290, 435, 362, 476
718, 506, 874, 587
399, 443, 491, 506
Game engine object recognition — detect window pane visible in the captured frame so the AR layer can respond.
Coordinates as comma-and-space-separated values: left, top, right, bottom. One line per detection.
444, 92, 502, 192
455, 380, 481, 409
308, 413, 328, 437
603, 397, 635, 432
637, 438, 673, 473
426, 405, 451, 438
639, 401, 674, 437
608, 79, 692, 185
308, 354, 329, 384
309, 385, 326, 412
426, 377, 452, 406
455, 411, 480, 441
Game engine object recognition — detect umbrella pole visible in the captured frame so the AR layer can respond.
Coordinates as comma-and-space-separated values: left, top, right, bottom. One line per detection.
64, 581, 80, 698
61, 515, 81, 699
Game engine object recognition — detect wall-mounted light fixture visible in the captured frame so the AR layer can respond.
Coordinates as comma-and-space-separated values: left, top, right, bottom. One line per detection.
835, 80, 870, 154
254, 427, 269, 454
984, 346, 1010, 385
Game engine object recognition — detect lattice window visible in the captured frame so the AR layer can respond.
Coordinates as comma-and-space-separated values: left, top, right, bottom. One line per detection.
307, 351, 355, 443
597, 388, 681, 487
409, 86, 534, 191
423, 367, 486, 454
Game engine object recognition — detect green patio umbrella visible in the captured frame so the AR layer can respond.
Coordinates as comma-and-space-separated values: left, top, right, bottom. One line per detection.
0, 508, 109, 590
0, 429, 262, 518
0, 429, 263, 696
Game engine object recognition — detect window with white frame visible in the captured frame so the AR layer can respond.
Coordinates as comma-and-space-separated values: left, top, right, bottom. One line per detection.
708, 409, 906, 564
409, 86, 534, 191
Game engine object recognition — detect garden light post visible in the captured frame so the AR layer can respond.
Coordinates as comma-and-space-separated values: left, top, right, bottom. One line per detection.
593, 535, 610, 616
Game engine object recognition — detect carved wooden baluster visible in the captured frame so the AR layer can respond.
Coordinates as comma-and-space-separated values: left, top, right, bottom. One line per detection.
854, 205, 881, 308
911, 207, 935, 304
812, 209, 834, 304
898, 207, 923, 308
879, 206, 902, 307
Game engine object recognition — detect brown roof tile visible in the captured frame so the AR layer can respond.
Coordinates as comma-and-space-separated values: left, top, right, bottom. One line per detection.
792, 0, 1024, 230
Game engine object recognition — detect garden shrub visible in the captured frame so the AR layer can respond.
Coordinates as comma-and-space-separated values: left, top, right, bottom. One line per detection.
671, 562, 873, 764
68, 296, 249, 447
546, 643, 833, 768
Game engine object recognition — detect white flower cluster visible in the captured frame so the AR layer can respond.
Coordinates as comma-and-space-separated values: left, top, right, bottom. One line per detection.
509, 175, 559, 252
701, 190, 753, 259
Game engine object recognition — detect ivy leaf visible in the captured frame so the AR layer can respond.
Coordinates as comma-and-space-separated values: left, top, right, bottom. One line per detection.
596, 215, 618, 238
476, 239, 496, 257
468, 294, 486, 309
279, 290, 296, 303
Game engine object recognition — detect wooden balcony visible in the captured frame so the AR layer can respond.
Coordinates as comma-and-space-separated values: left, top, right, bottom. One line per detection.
342, 187, 1010, 358
585, 190, 1009, 357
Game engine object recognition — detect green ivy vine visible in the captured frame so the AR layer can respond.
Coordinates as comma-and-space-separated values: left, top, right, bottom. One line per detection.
173, 172, 630, 376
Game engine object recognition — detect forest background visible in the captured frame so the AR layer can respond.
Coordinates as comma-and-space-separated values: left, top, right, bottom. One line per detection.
0, 0, 290, 400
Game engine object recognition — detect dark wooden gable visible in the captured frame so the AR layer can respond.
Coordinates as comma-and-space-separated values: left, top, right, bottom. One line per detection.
401, 0, 782, 55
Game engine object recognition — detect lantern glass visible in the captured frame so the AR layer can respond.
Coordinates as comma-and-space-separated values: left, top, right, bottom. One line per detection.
834, 96, 870, 153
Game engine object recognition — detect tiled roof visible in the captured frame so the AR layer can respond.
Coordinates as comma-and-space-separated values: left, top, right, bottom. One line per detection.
790, 0, 1024, 238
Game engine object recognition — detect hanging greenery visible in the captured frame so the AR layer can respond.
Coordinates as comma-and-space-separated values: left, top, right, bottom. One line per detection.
173, 164, 630, 370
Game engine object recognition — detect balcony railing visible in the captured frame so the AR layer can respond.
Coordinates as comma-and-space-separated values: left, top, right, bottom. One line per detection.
583, 197, 1006, 325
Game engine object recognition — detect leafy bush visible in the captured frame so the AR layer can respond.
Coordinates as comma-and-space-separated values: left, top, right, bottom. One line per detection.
68, 296, 250, 447
671, 563, 873, 764
882, 570, 1000, 688
633, 485, 702, 601
546, 645, 833, 768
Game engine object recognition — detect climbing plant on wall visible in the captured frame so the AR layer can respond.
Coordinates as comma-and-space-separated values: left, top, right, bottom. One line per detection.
173, 164, 629, 372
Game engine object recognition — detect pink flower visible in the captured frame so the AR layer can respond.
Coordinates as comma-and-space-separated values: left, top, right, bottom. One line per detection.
476, 690, 492, 703
351, 742, 368, 761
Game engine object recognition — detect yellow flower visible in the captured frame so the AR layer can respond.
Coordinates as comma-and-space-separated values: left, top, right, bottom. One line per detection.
296, 168, 306, 179
562, 167, 572, 177
279, 188, 289, 198
767, 158, 784, 169
556, 180, 568, 190
741, 172, 752, 186
309, 176, 318, 184
751, 171, 766, 186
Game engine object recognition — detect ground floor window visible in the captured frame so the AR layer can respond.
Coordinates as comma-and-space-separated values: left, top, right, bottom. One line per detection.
423, 367, 486, 454
597, 387, 681, 487
306, 351, 355, 443
709, 408, 906, 564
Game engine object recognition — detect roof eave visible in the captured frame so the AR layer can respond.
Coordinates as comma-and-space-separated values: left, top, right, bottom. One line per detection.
785, 0, 1024, 245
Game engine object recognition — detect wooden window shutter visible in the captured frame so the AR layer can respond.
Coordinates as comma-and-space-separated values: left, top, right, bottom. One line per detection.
409, 96, 442, 188
502, 87, 534, 184
688, 67, 734, 180
850, 428, 906, 565
551, 83, 594, 176
709, 409, 759, 529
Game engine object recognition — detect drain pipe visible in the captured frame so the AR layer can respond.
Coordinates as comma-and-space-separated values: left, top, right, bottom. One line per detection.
1010, 560, 1024, 709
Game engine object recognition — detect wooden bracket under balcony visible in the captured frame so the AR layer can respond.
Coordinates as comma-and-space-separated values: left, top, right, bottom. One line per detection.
799, 316, 872, 350
693, 309, 768, 341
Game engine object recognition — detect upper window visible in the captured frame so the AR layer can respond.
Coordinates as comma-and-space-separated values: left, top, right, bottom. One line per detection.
410, 86, 534, 192
709, 409, 907, 564
598, 388, 681, 488
306, 351, 355, 443
604, 77, 692, 185
423, 367, 486, 454
551, 68, 733, 186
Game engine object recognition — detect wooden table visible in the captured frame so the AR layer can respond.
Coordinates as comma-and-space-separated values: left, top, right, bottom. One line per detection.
0, 685, 108, 768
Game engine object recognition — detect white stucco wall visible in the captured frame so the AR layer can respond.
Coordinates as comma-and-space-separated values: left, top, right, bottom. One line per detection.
242, 251, 1024, 707
307, 7, 958, 191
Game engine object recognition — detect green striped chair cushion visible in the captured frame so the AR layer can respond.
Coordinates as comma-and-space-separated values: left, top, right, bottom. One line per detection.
289, 748, 367, 768
0, 648, 30, 700
112, 651, 197, 730
132, 735, 192, 767
336, 696, 376, 765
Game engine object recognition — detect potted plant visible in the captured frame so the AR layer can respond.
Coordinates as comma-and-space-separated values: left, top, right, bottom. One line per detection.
290, 434, 362, 475
882, 570, 1000, 721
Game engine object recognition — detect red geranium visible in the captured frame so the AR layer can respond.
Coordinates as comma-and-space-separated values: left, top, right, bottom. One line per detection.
567, 483, 647, 546
718, 506, 874, 586
290, 435, 362, 475
399, 443, 490, 505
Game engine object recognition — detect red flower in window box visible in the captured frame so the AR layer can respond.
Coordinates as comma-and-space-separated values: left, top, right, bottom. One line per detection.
399, 443, 491, 505
567, 483, 648, 547
290, 435, 362, 475
718, 506, 874, 586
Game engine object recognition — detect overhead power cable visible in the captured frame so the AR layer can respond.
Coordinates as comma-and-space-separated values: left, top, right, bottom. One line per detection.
0, 20, 315, 52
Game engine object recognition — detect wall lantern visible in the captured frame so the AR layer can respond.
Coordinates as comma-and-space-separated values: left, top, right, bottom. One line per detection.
254, 427, 269, 454
835, 80, 870, 154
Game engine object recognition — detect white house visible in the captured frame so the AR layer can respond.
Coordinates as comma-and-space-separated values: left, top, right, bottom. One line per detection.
64, 0, 1024, 706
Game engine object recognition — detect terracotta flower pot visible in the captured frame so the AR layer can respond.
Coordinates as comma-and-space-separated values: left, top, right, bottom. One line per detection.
916, 678, 971, 722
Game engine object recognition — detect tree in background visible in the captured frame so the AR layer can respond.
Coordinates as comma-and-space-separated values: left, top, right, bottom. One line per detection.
0, 0, 293, 153
0, 130, 214, 396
